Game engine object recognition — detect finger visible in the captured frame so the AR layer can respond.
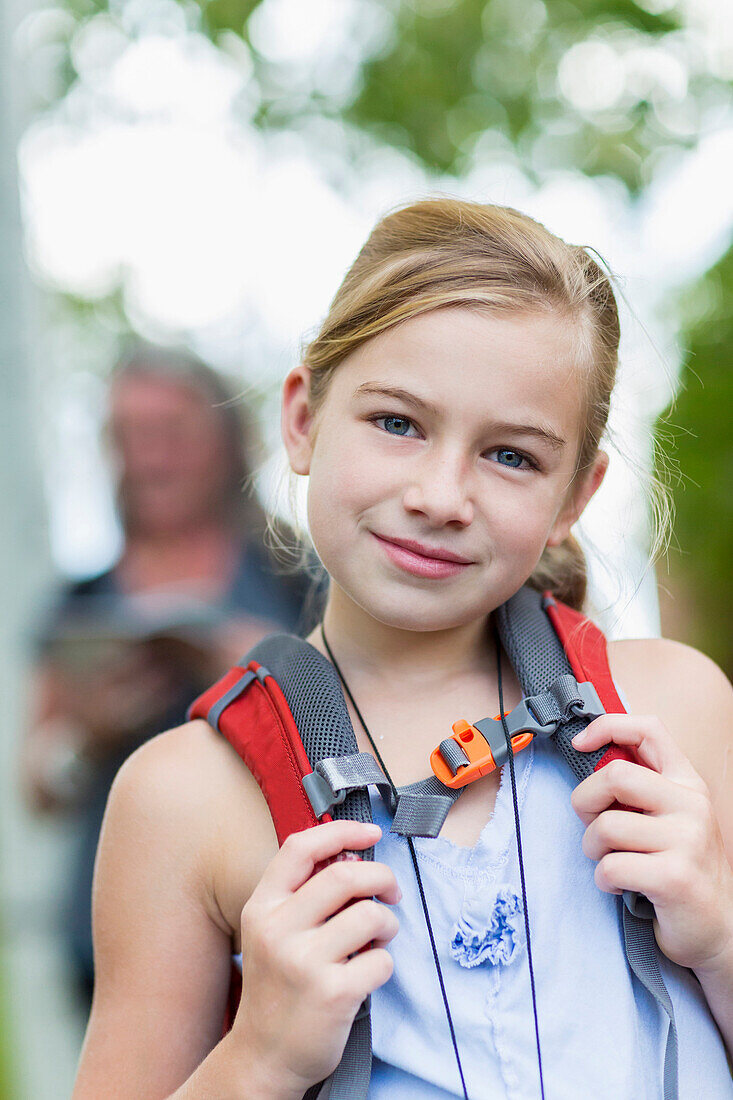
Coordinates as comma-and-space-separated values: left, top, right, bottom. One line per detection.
594, 849, 680, 906
259, 821, 382, 899
582, 809, 670, 861
314, 899, 399, 961
571, 715, 704, 789
571, 758, 688, 823
292, 858, 400, 929
342, 946, 395, 1000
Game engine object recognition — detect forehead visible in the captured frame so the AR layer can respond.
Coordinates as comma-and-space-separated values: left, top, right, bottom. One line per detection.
332, 307, 585, 437
110, 373, 212, 421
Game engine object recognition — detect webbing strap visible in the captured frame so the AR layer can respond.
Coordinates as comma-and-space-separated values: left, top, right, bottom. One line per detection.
497, 587, 680, 1100
206, 669, 256, 732
623, 906, 679, 1100
314, 1013, 372, 1099
525, 674, 585, 725
392, 776, 462, 837
306, 753, 462, 838
309, 753, 396, 817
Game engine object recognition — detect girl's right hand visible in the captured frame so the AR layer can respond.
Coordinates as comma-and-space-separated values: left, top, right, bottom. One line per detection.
232, 819, 401, 1098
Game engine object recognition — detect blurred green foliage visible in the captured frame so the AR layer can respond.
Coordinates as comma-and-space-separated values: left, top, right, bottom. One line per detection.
664, 240, 733, 674
44, 0, 732, 193
251, 0, 684, 190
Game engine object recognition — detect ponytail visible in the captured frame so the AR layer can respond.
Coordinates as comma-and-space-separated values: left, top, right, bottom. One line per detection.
527, 535, 587, 611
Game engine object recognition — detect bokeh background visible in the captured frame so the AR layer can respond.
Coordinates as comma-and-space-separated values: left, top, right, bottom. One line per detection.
1, 0, 731, 1096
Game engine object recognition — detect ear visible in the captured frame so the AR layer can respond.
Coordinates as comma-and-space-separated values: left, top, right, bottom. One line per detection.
546, 450, 609, 547
281, 365, 315, 475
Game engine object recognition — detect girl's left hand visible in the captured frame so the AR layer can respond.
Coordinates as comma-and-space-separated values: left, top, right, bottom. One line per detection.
570, 714, 733, 974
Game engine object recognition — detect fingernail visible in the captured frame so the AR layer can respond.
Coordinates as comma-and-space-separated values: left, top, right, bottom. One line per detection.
572, 730, 588, 746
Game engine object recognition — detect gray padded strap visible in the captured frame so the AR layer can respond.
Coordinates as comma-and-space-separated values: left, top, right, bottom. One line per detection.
240, 636, 375, 1100
623, 906, 679, 1100
496, 588, 608, 781
498, 588, 680, 1100
315, 1012, 372, 1099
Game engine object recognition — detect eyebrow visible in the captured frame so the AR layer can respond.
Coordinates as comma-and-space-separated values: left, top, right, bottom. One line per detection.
355, 383, 441, 417
354, 383, 567, 451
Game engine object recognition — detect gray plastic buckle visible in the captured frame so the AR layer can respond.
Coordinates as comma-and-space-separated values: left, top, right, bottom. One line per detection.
472, 700, 557, 769
469, 680, 605, 770
569, 681, 605, 722
302, 770, 347, 819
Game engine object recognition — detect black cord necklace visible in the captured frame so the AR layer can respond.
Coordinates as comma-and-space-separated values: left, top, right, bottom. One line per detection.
320, 625, 469, 1100
493, 621, 545, 1100
320, 622, 546, 1100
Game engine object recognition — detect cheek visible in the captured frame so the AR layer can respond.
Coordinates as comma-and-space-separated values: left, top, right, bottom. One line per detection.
484, 481, 561, 549
308, 431, 386, 516
305, 448, 361, 552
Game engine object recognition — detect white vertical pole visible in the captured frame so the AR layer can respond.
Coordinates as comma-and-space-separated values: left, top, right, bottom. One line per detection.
0, 2, 84, 1097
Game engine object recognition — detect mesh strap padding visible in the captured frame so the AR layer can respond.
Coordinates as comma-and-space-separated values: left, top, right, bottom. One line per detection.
498, 587, 679, 1100
244, 634, 374, 836
496, 588, 607, 780
227, 635, 374, 1100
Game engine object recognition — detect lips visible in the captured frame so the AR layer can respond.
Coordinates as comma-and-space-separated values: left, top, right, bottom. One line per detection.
372, 533, 475, 580
374, 534, 474, 564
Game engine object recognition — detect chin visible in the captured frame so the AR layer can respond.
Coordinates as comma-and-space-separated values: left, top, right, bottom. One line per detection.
352, 587, 492, 635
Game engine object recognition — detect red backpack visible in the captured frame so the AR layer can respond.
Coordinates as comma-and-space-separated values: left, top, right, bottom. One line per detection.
188, 586, 678, 1100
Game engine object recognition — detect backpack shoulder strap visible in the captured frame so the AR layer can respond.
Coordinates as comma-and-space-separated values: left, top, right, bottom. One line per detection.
542, 594, 625, 715
188, 652, 321, 844
188, 633, 374, 1100
502, 589, 680, 1100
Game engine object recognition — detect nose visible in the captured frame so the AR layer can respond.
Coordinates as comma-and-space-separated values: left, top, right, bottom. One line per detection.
402, 448, 474, 528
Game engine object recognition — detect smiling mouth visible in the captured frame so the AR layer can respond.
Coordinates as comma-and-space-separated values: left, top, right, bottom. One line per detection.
372, 533, 475, 579
374, 534, 474, 563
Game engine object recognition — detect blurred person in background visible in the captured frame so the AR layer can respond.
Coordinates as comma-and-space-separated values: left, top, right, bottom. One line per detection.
22, 342, 317, 1010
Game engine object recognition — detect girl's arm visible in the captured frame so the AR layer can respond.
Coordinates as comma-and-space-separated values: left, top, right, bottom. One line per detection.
573, 639, 733, 1055
73, 722, 400, 1100
72, 725, 238, 1099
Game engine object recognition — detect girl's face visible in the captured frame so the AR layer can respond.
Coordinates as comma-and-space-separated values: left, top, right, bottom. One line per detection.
283, 306, 606, 633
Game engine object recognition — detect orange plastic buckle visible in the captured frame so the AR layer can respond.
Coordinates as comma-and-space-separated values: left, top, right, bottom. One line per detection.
431, 719, 534, 790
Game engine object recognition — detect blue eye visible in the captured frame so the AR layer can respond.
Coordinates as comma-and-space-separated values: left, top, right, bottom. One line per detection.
377, 416, 415, 437
494, 448, 530, 469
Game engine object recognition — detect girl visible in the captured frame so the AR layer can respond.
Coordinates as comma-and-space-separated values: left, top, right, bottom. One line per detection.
72, 199, 733, 1099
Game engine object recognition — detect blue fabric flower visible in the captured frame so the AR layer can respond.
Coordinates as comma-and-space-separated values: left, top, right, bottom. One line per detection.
450, 886, 524, 968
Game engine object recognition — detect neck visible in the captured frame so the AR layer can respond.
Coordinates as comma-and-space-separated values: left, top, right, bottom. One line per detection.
321, 582, 494, 687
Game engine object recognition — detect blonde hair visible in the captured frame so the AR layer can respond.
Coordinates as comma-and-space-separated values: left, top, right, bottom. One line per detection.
298, 198, 623, 610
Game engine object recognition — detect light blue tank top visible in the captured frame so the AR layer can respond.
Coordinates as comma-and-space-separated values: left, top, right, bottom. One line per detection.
368, 738, 732, 1099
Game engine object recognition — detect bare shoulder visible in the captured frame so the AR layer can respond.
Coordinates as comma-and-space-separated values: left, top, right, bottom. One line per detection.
607, 637, 733, 720
74, 721, 278, 1098
607, 637, 733, 805
109, 718, 277, 937
113, 717, 256, 830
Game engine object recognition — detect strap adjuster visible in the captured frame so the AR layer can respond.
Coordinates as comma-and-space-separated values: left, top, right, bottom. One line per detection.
431, 678, 605, 790
302, 753, 391, 819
